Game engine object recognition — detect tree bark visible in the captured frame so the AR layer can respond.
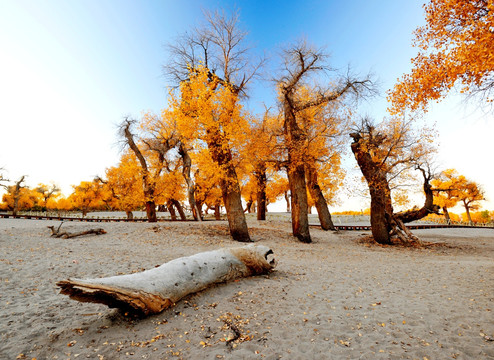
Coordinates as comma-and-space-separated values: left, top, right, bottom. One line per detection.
167, 200, 177, 221
351, 133, 392, 245
48, 224, 107, 238
306, 165, 336, 230
207, 130, 251, 242
285, 191, 290, 212
463, 200, 473, 223
442, 207, 450, 222
214, 203, 221, 220
57, 245, 276, 316
12, 176, 26, 217
179, 143, 202, 221
255, 165, 267, 221
288, 165, 311, 243
221, 176, 251, 241
394, 166, 439, 224
121, 120, 159, 223
126, 211, 134, 220
285, 101, 311, 243
171, 199, 187, 220
145, 201, 157, 222
245, 199, 253, 213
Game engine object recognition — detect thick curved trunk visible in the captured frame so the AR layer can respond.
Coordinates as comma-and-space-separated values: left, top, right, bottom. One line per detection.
351, 133, 392, 245
394, 168, 439, 224
57, 245, 276, 316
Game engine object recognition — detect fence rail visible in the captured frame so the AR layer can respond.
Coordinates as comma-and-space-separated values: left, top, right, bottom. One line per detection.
1, 213, 493, 230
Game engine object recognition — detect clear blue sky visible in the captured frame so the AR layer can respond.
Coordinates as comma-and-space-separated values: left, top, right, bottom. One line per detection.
0, 0, 492, 211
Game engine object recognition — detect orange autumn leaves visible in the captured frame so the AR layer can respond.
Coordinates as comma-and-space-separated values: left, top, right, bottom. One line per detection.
389, 0, 494, 114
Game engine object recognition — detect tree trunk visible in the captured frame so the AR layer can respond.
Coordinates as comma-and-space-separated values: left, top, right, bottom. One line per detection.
394, 167, 439, 224
221, 176, 251, 241
284, 101, 311, 243
12, 176, 25, 217
442, 207, 450, 222
351, 133, 392, 245
245, 199, 253, 213
285, 191, 290, 212
126, 211, 134, 220
145, 201, 157, 222
179, 143, 202, 221
214, 203, 221, 220
288, 165, 311, 243
254, 164, 267, 221
167, 200, 177, 221
207, 132, 251, 242
369, 186, 392, 245
171, 199, 187, 220
306, 165, 336, 230
463, 200, 472, 223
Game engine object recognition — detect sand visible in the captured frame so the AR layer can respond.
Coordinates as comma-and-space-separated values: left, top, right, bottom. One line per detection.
0, 217, 493, 359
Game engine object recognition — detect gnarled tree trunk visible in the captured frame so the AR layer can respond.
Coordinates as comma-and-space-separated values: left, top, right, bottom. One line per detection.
352, 131, 439, 245
351, 132, 393, 245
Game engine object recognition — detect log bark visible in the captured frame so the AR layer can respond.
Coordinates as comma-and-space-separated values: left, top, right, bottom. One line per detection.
48, 224, 106, 239
57, 245, 276, 316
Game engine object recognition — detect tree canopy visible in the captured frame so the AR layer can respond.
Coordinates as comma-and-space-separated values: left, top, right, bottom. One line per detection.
389, 0, 494, 114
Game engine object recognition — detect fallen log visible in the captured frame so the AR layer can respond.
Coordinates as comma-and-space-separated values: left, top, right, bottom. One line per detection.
48, 223, 106, 238
57, 244, 276, 316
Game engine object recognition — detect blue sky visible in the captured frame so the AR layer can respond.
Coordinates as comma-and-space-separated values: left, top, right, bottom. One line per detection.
0, 0, 492, 211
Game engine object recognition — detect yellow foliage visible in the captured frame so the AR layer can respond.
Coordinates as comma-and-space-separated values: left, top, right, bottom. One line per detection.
389, 0, 494, 114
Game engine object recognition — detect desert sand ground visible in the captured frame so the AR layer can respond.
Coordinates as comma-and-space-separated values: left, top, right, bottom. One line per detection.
0, 216, 493, 359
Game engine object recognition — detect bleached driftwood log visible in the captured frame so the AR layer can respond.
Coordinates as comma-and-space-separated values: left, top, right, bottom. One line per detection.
48, 222, 106, 238
57, 244, 276, 315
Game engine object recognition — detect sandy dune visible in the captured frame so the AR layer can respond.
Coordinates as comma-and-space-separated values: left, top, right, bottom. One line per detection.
1, 218, 493, 359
